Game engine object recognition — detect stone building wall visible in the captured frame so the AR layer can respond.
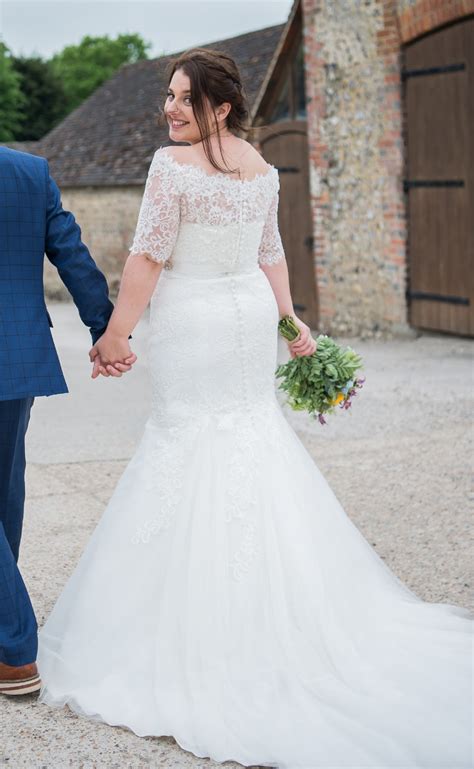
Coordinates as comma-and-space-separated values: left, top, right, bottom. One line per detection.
301, 0, 407, 336
44, 187, 143, 300
301, 0, 473, 336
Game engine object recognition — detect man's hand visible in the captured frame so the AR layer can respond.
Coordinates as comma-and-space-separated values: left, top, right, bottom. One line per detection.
89, 332, 137, 378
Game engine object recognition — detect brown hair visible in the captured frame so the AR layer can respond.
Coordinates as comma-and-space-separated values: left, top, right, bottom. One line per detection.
161, 47, 255, 175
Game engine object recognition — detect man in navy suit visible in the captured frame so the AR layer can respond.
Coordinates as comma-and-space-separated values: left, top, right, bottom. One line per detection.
0, 146, 135, 695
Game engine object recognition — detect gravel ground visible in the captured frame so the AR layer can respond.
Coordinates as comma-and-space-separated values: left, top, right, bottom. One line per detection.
1, 303, 473, 769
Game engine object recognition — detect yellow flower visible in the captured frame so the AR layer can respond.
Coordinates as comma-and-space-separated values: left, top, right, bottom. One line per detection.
330, 392, 344, 406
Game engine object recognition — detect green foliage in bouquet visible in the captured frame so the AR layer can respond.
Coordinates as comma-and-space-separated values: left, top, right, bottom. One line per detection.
275, 316, 365, 424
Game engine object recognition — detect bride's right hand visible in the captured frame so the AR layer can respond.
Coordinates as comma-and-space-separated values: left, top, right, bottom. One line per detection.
287, 316, 317, 358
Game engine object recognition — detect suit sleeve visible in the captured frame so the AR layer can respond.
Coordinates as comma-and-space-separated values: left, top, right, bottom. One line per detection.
44, 161, 114, 344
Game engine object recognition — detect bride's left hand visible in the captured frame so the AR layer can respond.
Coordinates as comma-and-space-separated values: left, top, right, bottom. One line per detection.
287, 316, 317, 358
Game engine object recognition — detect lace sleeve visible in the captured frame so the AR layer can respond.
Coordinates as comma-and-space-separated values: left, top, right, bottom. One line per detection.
129, 149, 180, 264
258, 183, 285, 266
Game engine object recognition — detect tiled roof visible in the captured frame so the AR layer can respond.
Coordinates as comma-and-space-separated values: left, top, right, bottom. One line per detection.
3, 141, 40, 154
30, 24, 285, 187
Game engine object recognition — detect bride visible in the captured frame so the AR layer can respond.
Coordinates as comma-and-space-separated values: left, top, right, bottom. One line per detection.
37, 48, 472, 769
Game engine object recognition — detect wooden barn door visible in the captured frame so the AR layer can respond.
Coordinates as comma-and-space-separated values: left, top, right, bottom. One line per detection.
404, 17, 474, 336
258, 120, 318, 330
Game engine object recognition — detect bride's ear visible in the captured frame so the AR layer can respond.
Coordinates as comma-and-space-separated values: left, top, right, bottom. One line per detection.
216, 101, 231, 124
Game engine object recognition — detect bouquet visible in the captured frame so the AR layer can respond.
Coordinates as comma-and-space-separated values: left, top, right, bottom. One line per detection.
276, 315, 365, 424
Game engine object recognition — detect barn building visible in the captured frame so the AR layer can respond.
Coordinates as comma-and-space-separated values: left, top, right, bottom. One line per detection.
7, 0, 473, 337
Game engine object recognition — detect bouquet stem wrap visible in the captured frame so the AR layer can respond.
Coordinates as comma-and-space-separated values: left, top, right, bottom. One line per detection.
276, 316, 365, 425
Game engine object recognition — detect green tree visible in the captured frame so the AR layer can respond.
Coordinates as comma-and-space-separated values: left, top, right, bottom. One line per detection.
13, 56, 65, 140
51, 33, 151, 114
0, 41, 25, 142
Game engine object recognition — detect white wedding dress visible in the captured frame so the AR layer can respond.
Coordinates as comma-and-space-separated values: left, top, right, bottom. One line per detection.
38, 148, 473, 769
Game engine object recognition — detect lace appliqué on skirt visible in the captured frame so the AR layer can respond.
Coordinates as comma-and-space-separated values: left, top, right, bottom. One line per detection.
131, 403, 283, 583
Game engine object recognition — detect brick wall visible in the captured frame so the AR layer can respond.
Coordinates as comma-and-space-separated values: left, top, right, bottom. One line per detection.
44, 187, 142, 299
397, 0, 474, 43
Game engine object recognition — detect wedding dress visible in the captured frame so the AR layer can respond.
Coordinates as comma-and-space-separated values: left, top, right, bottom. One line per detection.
38, 148, 473, 769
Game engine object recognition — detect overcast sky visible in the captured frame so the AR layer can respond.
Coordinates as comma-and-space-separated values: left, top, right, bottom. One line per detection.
0, 0, 293, 59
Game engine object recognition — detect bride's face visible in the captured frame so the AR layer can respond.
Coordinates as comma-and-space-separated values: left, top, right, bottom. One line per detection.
164, 68, 230, 144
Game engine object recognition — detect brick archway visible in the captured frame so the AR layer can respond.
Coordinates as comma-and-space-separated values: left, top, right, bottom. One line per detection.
397, 0, 474, 45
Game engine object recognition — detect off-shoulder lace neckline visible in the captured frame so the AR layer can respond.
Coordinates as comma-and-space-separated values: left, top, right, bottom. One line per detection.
156, 149, 278, 185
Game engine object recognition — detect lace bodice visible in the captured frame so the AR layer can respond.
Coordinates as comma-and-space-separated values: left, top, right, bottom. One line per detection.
129, 148, 285, 275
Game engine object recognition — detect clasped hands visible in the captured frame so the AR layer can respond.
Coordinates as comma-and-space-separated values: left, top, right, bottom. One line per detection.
89, 331, 137, 378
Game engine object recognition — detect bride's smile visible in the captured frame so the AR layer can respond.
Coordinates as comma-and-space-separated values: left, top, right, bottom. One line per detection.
164, 66, 234, 149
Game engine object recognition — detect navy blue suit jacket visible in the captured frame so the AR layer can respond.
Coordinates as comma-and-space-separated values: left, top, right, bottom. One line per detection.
0, 147, 114, 401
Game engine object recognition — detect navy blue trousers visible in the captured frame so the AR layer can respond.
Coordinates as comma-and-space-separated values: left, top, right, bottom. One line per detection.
0, 398, 37, 666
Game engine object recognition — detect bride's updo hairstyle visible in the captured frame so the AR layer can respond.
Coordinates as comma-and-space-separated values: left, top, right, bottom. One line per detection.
163, 48, 253, 175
